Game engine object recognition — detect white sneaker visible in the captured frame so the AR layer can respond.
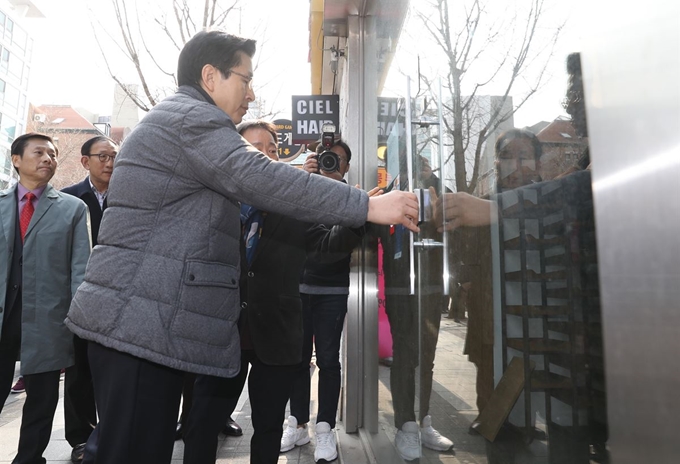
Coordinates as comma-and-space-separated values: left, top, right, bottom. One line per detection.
314, 421, 338, 462
280, 415, 310, 452
420, 415, 454, 451
395, 421, 421, 461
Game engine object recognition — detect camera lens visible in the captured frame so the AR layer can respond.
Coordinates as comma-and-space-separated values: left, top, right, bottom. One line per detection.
318, 151, 340, 172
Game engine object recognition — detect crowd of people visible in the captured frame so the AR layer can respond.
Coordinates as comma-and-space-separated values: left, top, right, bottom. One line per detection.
0, 30, 419, 464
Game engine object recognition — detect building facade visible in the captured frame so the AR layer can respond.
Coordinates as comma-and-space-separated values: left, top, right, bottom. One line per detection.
0, 0, 41, 189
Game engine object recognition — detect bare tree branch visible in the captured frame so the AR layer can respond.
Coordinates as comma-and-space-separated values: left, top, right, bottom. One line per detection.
414, 0, 562, 193
111, 0, 158, 107
90, 0, 256, 113
153, 17, 183, 51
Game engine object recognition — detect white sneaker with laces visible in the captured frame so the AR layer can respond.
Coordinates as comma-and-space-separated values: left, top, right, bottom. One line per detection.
280, 415, 310, 452
314, 421, 338, 462
420, 415, 454, 451
395, 421, 421, 461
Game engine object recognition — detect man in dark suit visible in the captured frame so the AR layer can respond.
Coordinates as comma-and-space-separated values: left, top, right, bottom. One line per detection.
0, 132, 91, 464
182, 120, 368, 464
61, 135, 118, 463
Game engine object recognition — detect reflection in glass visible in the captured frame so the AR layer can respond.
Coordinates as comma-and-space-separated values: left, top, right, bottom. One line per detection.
374, 50, 607, 464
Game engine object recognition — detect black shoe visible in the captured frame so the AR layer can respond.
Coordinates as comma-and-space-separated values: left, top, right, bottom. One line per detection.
222, 417, 243, 437
71, 443, 86, 464
175, 421, 184, 441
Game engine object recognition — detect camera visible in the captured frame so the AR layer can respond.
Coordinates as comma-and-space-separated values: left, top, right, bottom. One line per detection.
316, 123, 340, 173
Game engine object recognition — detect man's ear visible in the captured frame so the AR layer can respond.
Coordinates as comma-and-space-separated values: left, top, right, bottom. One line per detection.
80, 155, 90, 171
200, 64, 218, 93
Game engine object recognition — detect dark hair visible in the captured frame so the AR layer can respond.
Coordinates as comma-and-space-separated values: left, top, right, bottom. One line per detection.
236, 120, 278, 145
11, 132, 57, 157
316, 137, 352, 162
81, 136, 117, 156
494, 128, 542, 161
177, 31, 257, 87
11, 132, 58, 173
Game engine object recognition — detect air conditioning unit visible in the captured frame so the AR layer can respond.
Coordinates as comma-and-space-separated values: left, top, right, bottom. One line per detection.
34, 114, 46, 123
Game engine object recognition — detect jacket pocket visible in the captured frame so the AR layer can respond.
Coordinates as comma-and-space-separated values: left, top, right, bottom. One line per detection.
176, 260, 239, 318
171, 260, 240, 345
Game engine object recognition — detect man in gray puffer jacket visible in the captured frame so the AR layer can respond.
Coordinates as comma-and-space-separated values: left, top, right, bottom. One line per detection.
64, 31, 419, 463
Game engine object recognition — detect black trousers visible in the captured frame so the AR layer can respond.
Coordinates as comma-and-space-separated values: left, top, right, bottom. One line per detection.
1, 289, 62, 464
385, 292, 443, 429
64, 334, 97, 447
0, 360, 61, 464
0, 355, 17, 415
184, 349, 296, 464
83, 342, 184, 464
0, 292, 22, 416
0, 343, 20, 417
178, 372, 196, 425
16, 371, 62, 464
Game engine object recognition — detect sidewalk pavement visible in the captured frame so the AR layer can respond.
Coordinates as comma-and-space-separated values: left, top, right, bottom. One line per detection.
1, 316, 484, 464
0, 364, 319, 464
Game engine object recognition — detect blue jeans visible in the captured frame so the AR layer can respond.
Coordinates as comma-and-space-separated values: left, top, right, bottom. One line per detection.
289, 293, 348, 428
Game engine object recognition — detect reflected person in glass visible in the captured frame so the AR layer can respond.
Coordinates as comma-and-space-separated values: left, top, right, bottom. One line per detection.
379, 147, 455, 461
432, 52, 607, 464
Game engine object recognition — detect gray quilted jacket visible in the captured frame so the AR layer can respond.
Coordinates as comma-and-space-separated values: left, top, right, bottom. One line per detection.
65, 86, 368, 378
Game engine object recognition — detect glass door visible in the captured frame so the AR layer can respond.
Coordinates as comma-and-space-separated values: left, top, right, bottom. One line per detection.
373, 73, 608, 464
376, 78, 460, 463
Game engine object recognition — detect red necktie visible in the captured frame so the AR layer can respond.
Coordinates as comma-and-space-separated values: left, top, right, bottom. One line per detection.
20, 192, 36, 243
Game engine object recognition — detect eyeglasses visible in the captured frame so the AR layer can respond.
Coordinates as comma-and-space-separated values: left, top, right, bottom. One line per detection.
86, 153, 116, 163
229, 70, 254, 89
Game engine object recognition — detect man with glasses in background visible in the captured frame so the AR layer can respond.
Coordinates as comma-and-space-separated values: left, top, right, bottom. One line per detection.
61, 136, 118, 463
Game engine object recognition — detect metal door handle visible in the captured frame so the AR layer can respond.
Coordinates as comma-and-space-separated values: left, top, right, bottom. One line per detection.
405, 78, 451, 296
437, 78, 450, 296
414, 239, 444, 249
405, 78, 416, 295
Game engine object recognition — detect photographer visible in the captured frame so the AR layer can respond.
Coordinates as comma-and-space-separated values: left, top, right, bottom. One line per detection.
281, 137, 366, 463
305, 137, 350, 181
